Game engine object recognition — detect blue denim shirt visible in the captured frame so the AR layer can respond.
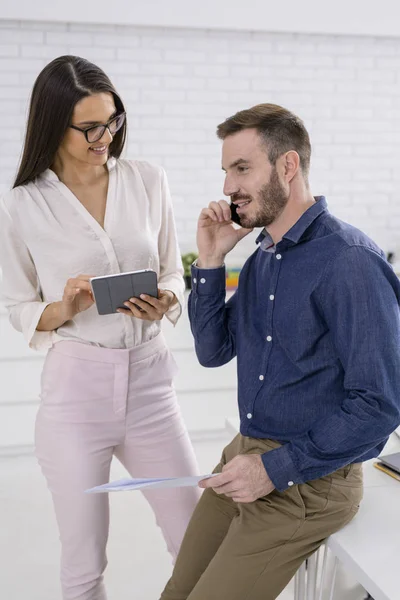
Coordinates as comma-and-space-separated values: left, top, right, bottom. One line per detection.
189, 197, 400, 491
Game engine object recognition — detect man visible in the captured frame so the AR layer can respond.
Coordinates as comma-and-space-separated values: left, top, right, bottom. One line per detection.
160, 104, 400, 600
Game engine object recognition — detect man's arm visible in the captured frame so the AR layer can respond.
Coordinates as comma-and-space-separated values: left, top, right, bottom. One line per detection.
188, 198, 253, 367
188, 264, 238, 367
262, 245, 400, 491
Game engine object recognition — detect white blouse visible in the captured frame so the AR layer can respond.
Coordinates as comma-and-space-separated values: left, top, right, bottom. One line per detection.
0, 158, 185, 351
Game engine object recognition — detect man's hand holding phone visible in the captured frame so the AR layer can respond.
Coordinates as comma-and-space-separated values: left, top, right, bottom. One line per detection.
196, 200, 253, 269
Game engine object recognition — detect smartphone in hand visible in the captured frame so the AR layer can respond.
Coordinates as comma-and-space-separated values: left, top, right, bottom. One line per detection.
230, 202, 242, 226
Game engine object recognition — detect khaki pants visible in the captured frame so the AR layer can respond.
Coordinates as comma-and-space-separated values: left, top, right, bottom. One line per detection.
160, 434, 363, 600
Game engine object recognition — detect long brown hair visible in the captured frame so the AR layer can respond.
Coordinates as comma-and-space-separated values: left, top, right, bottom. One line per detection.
14, 55, 127, 188
217, 103, 311, 179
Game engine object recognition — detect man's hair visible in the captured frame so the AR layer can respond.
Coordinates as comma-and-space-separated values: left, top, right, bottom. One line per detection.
217, 103, 311, 178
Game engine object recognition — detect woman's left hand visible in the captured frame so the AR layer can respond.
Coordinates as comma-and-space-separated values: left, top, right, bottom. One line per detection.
117, 289, 176, 321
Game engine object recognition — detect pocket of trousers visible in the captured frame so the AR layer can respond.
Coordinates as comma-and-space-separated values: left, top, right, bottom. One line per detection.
139, 347, 179, 385
330, 463, 363, 488
167, 348, 179, 380
300, 472, 363, 519
258, 485, 306, 521
297, 475, 333, 518
40, 349, 65, 403
212, 434, 242, 475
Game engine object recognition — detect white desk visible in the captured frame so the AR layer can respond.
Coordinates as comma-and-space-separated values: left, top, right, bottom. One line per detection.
324, 486, 400, 600
225, 417, 400, 600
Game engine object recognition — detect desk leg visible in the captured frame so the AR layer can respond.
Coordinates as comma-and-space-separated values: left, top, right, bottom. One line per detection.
306, 551, 318, 600
294, 561, 306, 600
318, 545, 338, 600
327, 557, 338, 600
317, 545, 328, 600
294, 570, 299, 600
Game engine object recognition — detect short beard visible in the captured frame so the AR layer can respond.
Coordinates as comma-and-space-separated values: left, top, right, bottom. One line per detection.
238, 168, 289, 229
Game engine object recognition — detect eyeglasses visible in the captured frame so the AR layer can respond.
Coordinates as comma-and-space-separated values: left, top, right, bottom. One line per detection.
70, 112, 126, 143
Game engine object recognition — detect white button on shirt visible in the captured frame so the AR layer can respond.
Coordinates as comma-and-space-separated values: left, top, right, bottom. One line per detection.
259, 375, 264, 381
288, 481, 294, 487
0, 158, 184, 351
266, 336, 272, 342
247, 413, 252, 419
276, 254, 282, 260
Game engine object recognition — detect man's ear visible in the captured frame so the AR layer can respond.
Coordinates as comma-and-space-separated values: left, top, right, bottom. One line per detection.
283, 151, 300, 183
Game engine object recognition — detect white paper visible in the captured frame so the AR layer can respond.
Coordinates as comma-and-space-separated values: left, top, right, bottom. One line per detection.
85, 474, 218, 494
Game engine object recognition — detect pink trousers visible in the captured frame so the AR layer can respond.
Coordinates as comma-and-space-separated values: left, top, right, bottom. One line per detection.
35, 333, 200, 600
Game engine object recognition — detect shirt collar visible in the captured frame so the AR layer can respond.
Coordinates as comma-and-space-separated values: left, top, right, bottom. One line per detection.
256, 196, 327, 249
40, 157, 117, 182
256, 229, 276, 253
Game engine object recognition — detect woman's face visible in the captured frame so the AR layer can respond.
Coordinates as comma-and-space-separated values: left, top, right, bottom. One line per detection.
58, 92, 117, 168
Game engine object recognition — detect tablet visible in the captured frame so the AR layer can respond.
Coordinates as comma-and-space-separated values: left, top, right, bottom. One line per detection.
378, 451, 400, 475
90, 270, 158, 315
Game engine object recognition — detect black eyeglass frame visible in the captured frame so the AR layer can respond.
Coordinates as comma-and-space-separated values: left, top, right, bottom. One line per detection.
69, 112, 126, 143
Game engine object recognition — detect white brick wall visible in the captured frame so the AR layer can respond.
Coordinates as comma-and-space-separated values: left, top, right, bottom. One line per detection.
1, 20, 400, 261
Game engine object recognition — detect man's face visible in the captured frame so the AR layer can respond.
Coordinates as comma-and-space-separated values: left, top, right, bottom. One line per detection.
221, 128, 289, 229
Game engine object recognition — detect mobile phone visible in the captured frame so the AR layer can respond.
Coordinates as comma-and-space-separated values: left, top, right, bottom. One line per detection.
90, 269, 158, 315
230, 202, 242, 226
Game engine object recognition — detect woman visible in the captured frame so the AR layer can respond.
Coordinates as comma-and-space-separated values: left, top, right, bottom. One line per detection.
0, 55, 200, 600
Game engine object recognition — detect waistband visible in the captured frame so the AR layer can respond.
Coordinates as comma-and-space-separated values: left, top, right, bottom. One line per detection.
51, 332, 168, 365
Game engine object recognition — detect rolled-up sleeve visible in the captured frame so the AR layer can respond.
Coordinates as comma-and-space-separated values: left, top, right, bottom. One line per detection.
0, 196, 53, 350
157, 168, 185, 325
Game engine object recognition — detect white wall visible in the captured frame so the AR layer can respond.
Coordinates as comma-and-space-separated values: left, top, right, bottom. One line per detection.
1, 19, 400, 257
1, 0, 400, 37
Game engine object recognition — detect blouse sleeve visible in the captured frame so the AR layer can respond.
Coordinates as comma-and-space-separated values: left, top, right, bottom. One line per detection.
157, 168, 185, 326
0, 194, 53, 351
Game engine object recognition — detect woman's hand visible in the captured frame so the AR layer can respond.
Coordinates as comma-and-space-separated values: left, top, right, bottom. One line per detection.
37, 274, 95, 332
60, 274, 95, 322
117, 289, 176, 321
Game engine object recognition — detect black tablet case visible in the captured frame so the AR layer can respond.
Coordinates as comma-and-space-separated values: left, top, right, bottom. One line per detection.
91, 270, 158, 315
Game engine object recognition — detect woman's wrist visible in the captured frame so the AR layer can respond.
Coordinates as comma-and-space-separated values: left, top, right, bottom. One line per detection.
37, 301, 73, 331
164, 290, 178, 307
